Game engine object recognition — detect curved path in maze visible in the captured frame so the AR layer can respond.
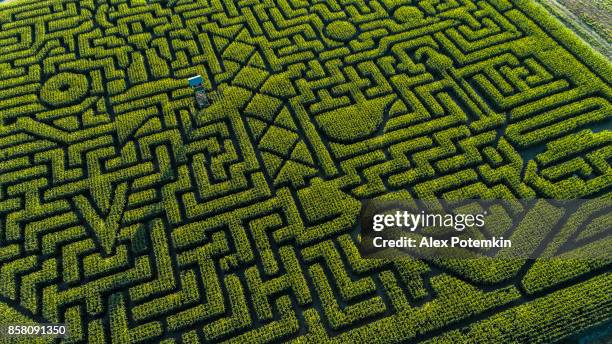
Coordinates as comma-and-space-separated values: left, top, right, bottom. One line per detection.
0, 0, 611, 342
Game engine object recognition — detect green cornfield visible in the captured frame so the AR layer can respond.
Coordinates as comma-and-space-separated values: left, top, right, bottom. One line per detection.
0, 0, 610, 342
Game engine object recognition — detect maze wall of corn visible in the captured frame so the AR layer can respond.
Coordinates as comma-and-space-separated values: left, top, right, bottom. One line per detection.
0, 0, 610, 342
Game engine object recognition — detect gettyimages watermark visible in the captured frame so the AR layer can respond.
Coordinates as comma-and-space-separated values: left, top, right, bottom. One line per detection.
357, 198, 611, 260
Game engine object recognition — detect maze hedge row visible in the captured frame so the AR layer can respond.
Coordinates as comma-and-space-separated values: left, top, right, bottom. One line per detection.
0, 0, 611, 343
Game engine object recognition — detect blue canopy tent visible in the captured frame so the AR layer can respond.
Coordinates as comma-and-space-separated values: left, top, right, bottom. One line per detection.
188, 75, 203, 88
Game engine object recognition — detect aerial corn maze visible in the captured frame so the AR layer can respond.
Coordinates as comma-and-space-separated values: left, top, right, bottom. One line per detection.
0, 0, 611, 342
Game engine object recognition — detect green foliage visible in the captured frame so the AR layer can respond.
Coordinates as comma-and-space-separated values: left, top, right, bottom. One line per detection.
316, 95, 394, 143
325, 20, 357, 42
39, 72, 89, 106
0, 0, 610, 342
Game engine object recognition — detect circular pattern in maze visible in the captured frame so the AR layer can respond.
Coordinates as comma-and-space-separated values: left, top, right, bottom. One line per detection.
393, 6, 425, 25
40, 72, 90, 107
325, 20, 358, 42
0, 0, 611, 343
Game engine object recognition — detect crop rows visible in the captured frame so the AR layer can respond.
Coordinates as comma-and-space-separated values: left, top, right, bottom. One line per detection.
0, 0, 611, 342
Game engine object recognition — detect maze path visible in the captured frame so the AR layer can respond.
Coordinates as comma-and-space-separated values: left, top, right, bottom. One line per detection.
0, 0, 611, 342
